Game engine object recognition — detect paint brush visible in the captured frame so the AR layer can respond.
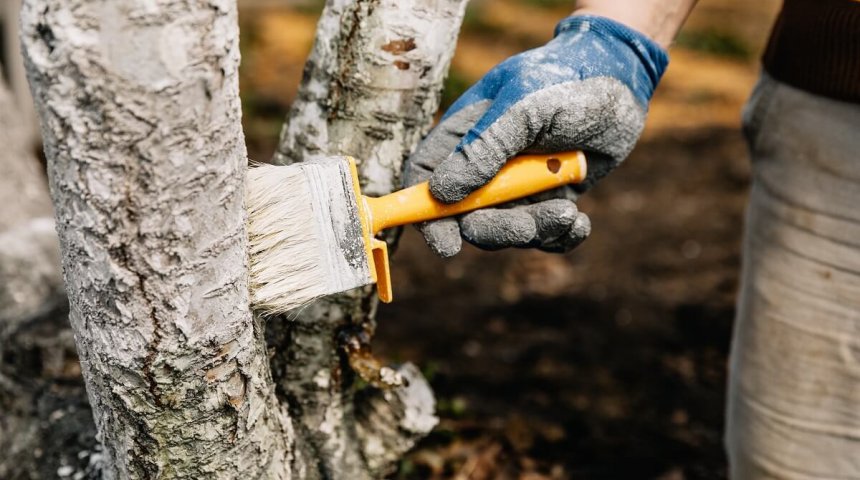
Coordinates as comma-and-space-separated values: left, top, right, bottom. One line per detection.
246, 151, 587, 315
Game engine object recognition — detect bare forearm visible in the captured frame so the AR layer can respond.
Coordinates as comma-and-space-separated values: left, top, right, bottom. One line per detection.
573, 0, 698, 48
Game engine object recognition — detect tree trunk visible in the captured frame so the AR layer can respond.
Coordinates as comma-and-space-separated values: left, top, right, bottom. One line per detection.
270, 0, 468, 477
20, 1, 292, 478
14, 0, 466, 477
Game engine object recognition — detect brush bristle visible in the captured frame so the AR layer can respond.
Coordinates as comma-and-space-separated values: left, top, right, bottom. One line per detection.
246, 164, 326, 314
245, 159, 372, 315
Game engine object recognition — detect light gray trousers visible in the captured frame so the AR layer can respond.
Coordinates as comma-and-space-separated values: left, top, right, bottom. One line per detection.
726, 74, 860, 479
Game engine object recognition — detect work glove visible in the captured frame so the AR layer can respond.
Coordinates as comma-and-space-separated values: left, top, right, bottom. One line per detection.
403, 15, 668, 257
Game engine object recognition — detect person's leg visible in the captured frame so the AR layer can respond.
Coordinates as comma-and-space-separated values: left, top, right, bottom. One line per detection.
726, 74, 860, 479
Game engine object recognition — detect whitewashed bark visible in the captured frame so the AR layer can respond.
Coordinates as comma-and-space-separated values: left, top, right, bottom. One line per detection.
275, 0, 467, 196
354, 363, 438, 474
272, 0, 468, 477
12, 0, 467, 476
20, 1, 293, 478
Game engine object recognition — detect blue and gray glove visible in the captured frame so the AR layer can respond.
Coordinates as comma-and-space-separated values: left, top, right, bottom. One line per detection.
403, 15, 668, 257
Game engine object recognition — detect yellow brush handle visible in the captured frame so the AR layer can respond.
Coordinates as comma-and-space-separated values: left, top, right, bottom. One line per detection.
364, 151, 587, 234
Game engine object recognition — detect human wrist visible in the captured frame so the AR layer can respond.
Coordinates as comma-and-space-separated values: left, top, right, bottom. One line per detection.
572, 0, 694, 48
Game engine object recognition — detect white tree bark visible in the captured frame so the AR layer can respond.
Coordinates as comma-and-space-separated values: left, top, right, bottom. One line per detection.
13, 0, 467, 477
20, 1, 293, 478
271, 0, 468, 477
275, 0, 467, 196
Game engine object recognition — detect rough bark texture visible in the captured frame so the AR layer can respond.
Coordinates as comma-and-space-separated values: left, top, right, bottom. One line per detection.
10, 0, 467, 477
271, 0, 468, 477
20, 1, 293, 478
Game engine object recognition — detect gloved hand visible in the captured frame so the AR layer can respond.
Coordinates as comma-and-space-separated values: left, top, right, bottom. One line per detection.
403, 15, 668, 257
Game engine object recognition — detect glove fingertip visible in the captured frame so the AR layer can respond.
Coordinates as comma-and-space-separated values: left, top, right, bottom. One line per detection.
428, 174, 468, 204
428, 163, 474, 204
527, 199, 578, 240
418, 219, 462, 258
537, 210, 591, 253
571, 211, 591, 240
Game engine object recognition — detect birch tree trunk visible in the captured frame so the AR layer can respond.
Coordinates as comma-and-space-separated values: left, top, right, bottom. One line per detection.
20, 1, 293, 477
271, 0, 468, 477
15, 0, 466, 477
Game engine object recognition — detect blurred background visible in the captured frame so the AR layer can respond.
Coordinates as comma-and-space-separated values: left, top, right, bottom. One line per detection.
237, 0, 779, 478
1, 0, 782, 478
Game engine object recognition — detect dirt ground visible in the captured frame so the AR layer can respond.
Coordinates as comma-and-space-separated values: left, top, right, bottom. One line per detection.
236, 1, 781, 478
376, 127, 749, 479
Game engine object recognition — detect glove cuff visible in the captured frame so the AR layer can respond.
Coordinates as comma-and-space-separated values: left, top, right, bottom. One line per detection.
554, 15, 670, 104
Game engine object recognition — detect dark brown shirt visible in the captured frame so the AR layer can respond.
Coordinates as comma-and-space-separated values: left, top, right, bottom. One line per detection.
763, 0, 860, 103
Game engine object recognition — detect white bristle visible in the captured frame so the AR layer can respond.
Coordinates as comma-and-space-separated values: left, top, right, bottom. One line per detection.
246, 164, 326, 314
245, 159, 372, 315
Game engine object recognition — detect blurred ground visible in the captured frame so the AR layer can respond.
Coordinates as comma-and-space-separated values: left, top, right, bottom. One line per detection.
237, 0, 781, 478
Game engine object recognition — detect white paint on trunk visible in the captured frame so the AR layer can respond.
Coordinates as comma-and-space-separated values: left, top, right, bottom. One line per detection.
355, 363, 438, 473
277, 0, 469, 196
271, 0, 468, 477
20, 1, 293, 477
11, 0, 469, 476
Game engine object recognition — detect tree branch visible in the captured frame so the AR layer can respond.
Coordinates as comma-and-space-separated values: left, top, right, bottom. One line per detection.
271, 0, 468, 476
